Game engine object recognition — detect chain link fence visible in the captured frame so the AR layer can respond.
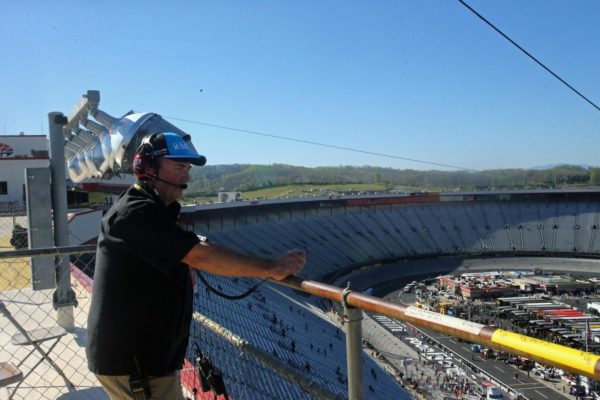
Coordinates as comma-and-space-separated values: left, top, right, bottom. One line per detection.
0, 244, 101, 399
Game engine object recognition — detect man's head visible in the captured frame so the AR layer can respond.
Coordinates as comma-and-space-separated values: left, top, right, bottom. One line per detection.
133, 132, 206, 204
133, 132, 206, 180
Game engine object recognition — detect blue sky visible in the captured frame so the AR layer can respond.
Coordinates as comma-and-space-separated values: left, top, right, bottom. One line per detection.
1, 1, 599, 171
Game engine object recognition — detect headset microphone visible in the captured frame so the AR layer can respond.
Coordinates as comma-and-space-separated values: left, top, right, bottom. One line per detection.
150, 174, 188, 190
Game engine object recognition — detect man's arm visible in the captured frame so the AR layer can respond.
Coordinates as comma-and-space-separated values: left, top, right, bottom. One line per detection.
181, 241, 306, 281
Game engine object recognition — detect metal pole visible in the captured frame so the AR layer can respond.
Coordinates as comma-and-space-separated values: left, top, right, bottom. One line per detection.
586, 317, 589, 353
467, 300, 471, 321
48, 112, 77, 329
342, 285, 364, 400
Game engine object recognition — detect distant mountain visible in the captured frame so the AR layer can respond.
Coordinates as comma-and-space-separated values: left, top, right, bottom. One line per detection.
531, 163, 592, 170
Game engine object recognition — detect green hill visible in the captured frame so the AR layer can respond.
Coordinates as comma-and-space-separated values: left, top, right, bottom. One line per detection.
185, 164, 600, 202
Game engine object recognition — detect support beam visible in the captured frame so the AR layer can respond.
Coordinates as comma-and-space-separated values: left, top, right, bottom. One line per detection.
342, 285, 364, 400
48, 112, 77, 329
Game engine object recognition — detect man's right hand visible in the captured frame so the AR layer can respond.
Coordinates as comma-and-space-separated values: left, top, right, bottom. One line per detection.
270, 250, 306, 281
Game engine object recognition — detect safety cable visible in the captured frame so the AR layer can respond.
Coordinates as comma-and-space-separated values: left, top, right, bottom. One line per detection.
458, 0, 600, 112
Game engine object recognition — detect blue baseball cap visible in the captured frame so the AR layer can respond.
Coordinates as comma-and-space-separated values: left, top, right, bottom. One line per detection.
149, 132, 207, 166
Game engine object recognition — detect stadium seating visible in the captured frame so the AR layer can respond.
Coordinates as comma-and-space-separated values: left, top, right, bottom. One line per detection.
190, 274, 409, 399
199, 199, 600, 272
187, 196, 600, 398
578, 202, 599, 252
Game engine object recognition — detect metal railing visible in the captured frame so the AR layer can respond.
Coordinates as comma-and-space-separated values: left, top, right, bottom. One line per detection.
277, 276, 600, 381
0, 202, 25, 216
1, 245, 599, 399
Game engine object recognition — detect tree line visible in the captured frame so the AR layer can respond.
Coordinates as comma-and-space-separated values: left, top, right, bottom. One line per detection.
186, 164, 600, 196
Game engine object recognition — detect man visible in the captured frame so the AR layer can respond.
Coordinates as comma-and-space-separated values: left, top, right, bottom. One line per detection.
86, 132, 305, 400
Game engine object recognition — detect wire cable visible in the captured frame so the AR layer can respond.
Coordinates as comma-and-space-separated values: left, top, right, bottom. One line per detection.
164, 115, 478, 172
196, 271, 267, 301
458, 0, 600, 113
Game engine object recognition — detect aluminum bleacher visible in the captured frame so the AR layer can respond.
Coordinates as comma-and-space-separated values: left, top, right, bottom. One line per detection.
290, 219, 347, 271
577, 202, 598, 253
513, 201, 542, 250
369, 211, 415, 255
318, 216, 370, 262
359, 212, 403, 258
405, 206, 441, 253
190, 274, 409, 399
387, 207, 434, 254
197, 198, 600, 271
454, 203, 488, 251
437, 204, 469, 251
421, 205, 458, 253
535, 201, 555, 250
343, 213, 393, 258
480, 202, 510, 250
554, 203, 577, 252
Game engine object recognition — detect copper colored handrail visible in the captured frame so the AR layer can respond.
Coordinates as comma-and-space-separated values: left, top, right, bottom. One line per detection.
278, 276, 600, 379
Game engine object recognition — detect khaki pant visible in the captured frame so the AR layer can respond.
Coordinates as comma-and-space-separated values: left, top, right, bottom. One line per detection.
96, 371, 185, 400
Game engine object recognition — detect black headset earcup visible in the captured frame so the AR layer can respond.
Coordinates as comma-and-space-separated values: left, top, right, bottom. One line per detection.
132, 153, 147, 179
133, 143, 153, 179
133, 133, 161, 180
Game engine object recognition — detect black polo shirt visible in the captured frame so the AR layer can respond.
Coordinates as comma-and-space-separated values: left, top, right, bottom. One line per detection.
86, 183, 200, 376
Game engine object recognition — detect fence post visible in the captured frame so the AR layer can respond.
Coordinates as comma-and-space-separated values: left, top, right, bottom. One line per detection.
48, 112, 77, 329
343, 283, 364, 400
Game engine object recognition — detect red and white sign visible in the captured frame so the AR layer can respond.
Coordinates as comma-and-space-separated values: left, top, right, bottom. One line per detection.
0, 143, 14, 157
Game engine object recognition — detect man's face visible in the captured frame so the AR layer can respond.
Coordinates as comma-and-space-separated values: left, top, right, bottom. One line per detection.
154, 157, 191, 204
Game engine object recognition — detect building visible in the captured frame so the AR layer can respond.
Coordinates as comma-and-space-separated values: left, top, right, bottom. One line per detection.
460, 283, 518, 299
218, 191, 242, 203
529, 275, 592, 295
0, 133, 135, 209
0, 133, 49, 205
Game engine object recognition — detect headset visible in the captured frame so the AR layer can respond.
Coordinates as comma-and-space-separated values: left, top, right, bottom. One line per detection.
132, 133, 188, 189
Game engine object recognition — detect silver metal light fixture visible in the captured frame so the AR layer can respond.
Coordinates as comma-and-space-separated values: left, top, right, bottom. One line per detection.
63, 90, 199, 182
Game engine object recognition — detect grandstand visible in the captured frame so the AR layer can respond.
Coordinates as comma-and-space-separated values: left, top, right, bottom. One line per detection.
179, 189, 600, 398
